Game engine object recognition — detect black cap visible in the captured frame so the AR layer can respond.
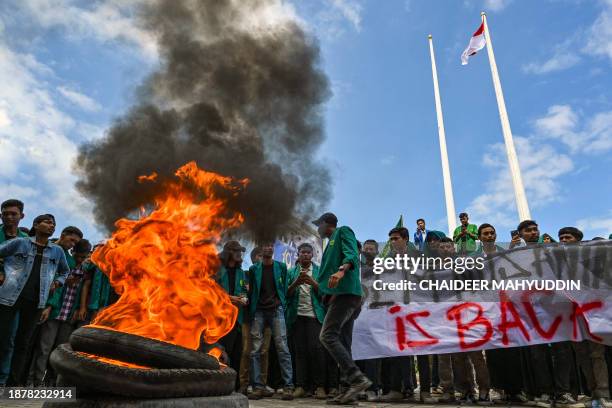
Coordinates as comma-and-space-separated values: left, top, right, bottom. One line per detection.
223, 240, 246, 251
312, 212, 338, 227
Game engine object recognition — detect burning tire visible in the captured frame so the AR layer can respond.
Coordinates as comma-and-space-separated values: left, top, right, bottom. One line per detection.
50, 344, 236, 398
69, 326, 219, 370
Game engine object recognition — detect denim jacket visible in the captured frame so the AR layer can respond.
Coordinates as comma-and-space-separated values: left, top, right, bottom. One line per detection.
0, 237, 70, 308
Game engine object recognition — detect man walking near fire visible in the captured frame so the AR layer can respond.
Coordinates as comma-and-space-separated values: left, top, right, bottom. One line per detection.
313, 212, 371, 405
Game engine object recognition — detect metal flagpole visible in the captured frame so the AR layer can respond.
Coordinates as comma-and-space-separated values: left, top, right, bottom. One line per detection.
481, 11, 531, 221
428, 35, 457, 236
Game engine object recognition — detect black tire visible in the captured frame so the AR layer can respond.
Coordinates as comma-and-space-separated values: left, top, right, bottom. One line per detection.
69, 326, 219, 370
50, 344, 236, 398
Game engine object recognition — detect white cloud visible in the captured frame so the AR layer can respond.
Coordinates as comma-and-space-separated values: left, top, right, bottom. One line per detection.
12, 0, 157, 58
0, 41, 96, 235
57, 86, 101, 112
524, 0, 612, 74
584, 0, 612, 63
484, 0, 513, 12
0, 108, 10, 127
576, 211, 612, 238
329, 0, 363, 31
522, 51, 580, 75
467, 136, 574, 228
535, 104, 612, 154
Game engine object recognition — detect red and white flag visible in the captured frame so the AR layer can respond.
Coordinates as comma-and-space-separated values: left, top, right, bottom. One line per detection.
461, 22, 486, 65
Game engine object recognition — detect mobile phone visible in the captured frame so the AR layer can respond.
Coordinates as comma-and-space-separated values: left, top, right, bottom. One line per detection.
511, 230, 519, 239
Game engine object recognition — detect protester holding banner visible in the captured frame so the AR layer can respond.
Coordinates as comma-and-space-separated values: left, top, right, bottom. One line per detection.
379, 227, 419, 402
355, 239, 382, 401
559, 227, 612, 408
473, 223, 525, 403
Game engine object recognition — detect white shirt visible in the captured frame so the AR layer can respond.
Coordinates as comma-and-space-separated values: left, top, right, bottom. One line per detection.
297, 264, 315, 318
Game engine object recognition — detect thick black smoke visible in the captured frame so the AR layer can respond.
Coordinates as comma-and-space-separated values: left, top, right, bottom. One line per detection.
76, 0, 331, 241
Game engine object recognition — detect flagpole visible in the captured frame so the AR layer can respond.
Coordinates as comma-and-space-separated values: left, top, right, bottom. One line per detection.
428, 35, 457, 236
481, 11, 531, 221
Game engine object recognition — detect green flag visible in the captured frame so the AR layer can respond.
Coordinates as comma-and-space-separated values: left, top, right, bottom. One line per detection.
379, 215, 403, 258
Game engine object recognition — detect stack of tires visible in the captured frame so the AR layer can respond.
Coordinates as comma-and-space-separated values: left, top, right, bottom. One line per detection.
50, 326, 236, 398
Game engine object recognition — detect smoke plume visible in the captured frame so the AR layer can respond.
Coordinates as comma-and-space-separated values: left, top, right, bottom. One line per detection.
76, 0, 331, 241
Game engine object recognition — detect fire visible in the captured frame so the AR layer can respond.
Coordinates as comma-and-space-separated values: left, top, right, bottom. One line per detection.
90, 161, 248, 353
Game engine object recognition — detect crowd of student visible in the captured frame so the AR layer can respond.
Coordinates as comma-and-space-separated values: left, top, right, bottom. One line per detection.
0, 199, 114, 389
1, 197, 611, 407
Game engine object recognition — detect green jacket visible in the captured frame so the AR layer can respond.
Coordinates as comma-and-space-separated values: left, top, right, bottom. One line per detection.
248, 260, 289, 316
453, 224, 478, 253
85, 262, 113, 311
215, 265, 248, 325
317, 226, 362, 297
285, 263, 326, 329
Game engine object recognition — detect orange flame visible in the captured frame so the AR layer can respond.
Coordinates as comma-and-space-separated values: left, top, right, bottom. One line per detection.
91, 161, 248, 352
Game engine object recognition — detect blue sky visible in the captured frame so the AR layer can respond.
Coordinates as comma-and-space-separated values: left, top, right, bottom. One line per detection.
0, 0, 611, 244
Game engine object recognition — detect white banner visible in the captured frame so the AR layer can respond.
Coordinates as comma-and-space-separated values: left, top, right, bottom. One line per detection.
352, 241, 612, 360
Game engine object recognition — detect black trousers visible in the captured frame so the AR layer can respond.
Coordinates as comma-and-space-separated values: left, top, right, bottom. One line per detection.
0, 297, 42, 386
319, 295, 362, 387
382, 356, 413, 393
293, 316, 326, 389
357, 359, 381, 392
220, 325, 242, 375
416, 355, 432, 393
486, 347, 523, 394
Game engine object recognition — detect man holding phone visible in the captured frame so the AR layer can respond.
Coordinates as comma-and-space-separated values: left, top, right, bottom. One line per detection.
453, 213, 478, 254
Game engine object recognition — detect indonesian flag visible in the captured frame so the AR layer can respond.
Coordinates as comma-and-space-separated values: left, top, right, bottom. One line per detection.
461, 22, 486, 65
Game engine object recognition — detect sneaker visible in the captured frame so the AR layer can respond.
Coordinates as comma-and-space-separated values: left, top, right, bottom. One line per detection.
339, 375, 372, 405
459, 392, 478, 404
432, 385, 444, 395
282, 388, 294, 401
327, 389, 347, 405
438, 392, 457, 403
379, 390, 404, 402
568, 399, 592, 408
276, 388, 284, 394
293, 387, 306, 398
247, 385, 253, 393
490, 389, 503, 402
365, 390, 379, 402
328, 388, 340, 398
598, 398, 612, 408
248, 388, 265, 400
556, 393, 578, 406
315, 387, 327, 400
478, 393, 493, 406
421, 391, 436, 404
535, 394, 552, 408
262, 386, 274, 397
